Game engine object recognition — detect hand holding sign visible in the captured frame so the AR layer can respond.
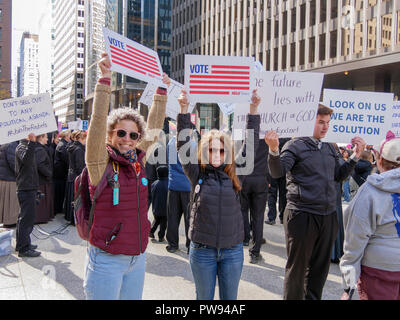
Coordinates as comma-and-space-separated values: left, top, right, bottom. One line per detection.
264, 130, 279, 153
178, 90, 189, 114
162, 73, 171, 88
99, 53, 112, 78
351, 136, 366, 158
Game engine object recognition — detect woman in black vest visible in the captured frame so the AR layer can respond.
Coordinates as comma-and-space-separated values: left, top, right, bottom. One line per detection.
176, 90, 260, 300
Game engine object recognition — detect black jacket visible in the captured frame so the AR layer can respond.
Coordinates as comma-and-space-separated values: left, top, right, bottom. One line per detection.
268, 137, 357, 215
35, 143, 53, 185
151, 166, 169, 217
177, 112, 260, 248
0, 141, 18, 181
67, 141, 86, 182
15, 140, 39, 191
54, 139, 70, 180
352, 159, 372, 187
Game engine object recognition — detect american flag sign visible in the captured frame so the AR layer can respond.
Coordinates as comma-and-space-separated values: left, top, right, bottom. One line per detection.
185, 55, 254, 104
103, 28, 166, 87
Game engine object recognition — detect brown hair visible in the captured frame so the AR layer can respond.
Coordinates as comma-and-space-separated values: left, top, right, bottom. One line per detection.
107, 108, 146, 142
317, 104, 334, 116
198, 130, 241, 193
360, 150, 373, 162
71, 130, 87, 141
380, 157, 400, 171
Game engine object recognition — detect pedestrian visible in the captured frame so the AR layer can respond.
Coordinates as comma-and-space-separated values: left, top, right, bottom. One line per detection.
83, 53, 169, 300
15, 133, 41, 257
238, 128, 273, 264
265, 103, 366, 300
0, 141, 20, 227
48, 132, 59, 163
177, 89, 261, 300
341, 148, 351, 202
149, 165, 169, 242
64, 130, 87, 225
34, 134, 54, 224
351, 150, 373, 187
165, 132, 193, 254
53, 129, 71, 215
265, 137, 290, 226
340, 133, 400, 300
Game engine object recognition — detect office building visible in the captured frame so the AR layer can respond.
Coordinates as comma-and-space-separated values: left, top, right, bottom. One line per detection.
18, 32, 40, 97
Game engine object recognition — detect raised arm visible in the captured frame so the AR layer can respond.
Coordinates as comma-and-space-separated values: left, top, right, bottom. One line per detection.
137, 74, 170, 153
85, 53, 111, 187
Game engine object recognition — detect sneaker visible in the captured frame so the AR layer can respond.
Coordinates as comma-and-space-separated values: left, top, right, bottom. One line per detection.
265, 220, 276, 225
166, 245, 178, 253
18, 249, 41, 258
249, 253, 262, 264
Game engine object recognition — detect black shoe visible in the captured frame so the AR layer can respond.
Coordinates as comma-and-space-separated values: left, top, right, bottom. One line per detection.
18, 249, 41, 258
265, 220, 276, 225
187, 247, 190, 255
331, 258, 340, 264
261, 238, 266, 245
280, 219, 284, 224
243, 240, 249, 246
166, 245, 178, 253
249, 253, 262, 264
29, 244, 38, 250
149, 232, 155, 239
159, 238, 164, 243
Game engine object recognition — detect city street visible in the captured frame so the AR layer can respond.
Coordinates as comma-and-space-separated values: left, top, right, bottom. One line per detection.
0, 205, 356, 300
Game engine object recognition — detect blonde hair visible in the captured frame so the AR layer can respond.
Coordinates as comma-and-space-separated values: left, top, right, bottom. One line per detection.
59, 129, 71, 139
71, 130, 87, 141
107, 108, 146, 141
198, 130, 241, 192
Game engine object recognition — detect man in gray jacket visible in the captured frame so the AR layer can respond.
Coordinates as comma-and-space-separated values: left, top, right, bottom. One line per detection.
265, 104, 366, 300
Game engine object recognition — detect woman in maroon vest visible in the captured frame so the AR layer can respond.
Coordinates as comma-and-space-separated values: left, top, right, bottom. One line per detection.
83, 53, 169, 300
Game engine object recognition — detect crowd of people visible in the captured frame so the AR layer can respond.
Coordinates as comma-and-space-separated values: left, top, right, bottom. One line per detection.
0, 52, 399, 300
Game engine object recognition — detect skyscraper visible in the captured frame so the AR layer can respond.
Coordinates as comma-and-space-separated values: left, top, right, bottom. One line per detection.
0, 0, 12, 99
52, 0, 85, 123
18, 32, 40, 97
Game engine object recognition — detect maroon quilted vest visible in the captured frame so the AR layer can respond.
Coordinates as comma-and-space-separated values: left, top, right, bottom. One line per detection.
88, 146, 150, 255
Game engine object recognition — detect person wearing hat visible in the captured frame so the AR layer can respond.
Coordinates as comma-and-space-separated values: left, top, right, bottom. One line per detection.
340, 131, 400, 300
265, 104, 366, 300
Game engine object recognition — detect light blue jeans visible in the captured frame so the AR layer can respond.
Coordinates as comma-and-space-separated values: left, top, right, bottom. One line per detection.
83, 245, 146, 300
189, 241, 244, 300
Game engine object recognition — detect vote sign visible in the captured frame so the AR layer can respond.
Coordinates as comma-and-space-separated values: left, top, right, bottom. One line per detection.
323, 89, 394, 145
185, 55, 254, 104
0, 93, 57, 144
103, 28, 165, 88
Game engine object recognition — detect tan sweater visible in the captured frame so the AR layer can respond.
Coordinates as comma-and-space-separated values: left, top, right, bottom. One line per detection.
85, 83, 167, 187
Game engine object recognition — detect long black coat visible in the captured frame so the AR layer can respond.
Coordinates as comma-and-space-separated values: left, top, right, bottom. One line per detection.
67, 141, 85, 183
53, 139, 69, 180
0, 141, 18, 181
35, 143, 53, 185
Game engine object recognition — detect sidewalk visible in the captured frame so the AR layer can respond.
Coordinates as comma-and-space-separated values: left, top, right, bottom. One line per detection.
0, 207, 356, 300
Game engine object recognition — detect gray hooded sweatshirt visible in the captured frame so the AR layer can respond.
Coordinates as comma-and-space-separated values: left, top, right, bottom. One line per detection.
340, 168, 400, 289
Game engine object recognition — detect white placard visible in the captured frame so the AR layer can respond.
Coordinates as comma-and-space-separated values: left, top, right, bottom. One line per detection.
185, 54, 254, 104
103, 28, 165, 87
0, 93, 57, 144
391, 102, 400, 137
218, 103, 235, 115
233, 71, 324, 139
322, 89, 394, 145
139, 79, 195, 120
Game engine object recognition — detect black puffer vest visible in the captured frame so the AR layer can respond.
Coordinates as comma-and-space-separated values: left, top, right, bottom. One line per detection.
189, 165, 244, 249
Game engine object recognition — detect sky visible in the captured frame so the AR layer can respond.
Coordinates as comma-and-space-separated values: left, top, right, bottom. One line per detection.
11, 0, 52, 94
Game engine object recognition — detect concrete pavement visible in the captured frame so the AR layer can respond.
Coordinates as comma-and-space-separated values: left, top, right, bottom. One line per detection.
0, 206, 356, 300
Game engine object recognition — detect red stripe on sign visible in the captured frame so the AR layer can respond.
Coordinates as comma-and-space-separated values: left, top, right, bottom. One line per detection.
110, 46, 160, 71
111, 52, 161, 76
211, 70, 250, 75
190, 85, 250, 90
190, 91, 230, 95
190, 75, 249, 80
212, 65, 250, 70
112, 59, 146, 75
126, 44, 158, 62
190, 80, 250, 85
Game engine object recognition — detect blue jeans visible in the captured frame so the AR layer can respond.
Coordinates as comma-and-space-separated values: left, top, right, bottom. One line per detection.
189, 241, 244, 300
83, 245, 146, 300
343, 179, 351, 202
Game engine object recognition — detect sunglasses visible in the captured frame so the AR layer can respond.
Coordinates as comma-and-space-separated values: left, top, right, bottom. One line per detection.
209, 148, 225, 155
114, 129, 141, 141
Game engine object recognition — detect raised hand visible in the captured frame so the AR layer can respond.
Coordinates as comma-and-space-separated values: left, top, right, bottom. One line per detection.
162, 73, 171, 88
264, 130, 279, 153
178, 90, 189, 114
351, 136, 366, 158
99, 53, 112, 79
250, 89, 261, 115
